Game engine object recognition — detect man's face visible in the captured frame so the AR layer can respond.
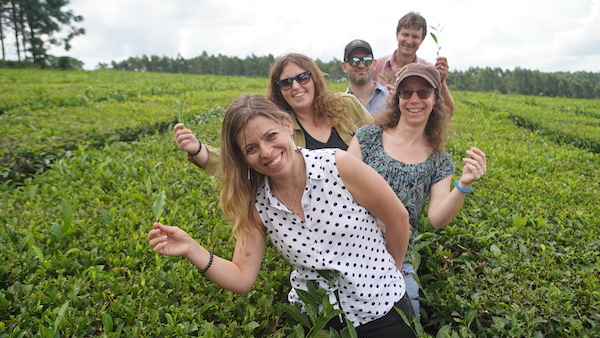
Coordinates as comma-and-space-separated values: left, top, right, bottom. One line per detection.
342, 48, 375, 86
396, 26, 423, 58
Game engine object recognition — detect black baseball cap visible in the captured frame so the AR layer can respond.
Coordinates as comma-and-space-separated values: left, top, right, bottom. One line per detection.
343, 39, 373, 61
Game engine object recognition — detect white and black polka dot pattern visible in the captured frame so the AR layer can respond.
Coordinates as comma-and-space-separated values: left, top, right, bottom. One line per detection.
255, 148, 406, 327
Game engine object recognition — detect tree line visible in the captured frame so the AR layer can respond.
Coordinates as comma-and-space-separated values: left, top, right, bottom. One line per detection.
0, 0, 84, 67
102, 52, 345, 84
450, 67, 599, 99
1, 0, 597, 99
105, 53, 599, 99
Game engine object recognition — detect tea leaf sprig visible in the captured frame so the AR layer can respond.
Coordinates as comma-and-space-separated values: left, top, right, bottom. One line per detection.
377, 70, 396, 85
176, 98, 188, 125
430, 23, 445, 58
152, 191, 166, 222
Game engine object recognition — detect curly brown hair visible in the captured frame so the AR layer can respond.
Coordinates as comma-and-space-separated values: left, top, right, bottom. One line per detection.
375, 84, 450, 151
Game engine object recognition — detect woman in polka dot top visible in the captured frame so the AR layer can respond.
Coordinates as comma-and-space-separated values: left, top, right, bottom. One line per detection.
148, 94, 417, 337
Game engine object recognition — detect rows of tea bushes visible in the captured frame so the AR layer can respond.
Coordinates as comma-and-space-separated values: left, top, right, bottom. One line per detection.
463, 92, 600, 153
0, 129, 293, 337
412, 93, 599, 336
0, 69, 267, 185
1, 70, 598, 337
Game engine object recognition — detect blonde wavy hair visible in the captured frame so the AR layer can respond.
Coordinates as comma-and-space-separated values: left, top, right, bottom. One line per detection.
219, 94, 292, 241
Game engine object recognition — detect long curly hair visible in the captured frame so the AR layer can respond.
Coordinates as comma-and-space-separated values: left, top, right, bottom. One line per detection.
375, 82, 450, 151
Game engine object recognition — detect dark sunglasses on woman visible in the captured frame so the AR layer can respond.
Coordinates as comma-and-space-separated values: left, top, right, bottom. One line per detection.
398, 89, 434, 100
276, 71, 311, 91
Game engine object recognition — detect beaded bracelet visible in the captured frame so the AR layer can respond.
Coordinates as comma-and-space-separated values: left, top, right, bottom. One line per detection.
198, 250, 213, 273
455, 179, 472, 193
189, 142, 203, 157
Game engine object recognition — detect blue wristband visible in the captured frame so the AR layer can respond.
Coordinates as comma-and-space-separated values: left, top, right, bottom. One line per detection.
455, 179, 472, 193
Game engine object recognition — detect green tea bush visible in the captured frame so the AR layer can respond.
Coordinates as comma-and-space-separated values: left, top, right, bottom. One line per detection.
0, 130, 292, 337
0, 69, 267, 186
0, 71, 598, 337
465, 92, 600, 153
411, 92, 599, 337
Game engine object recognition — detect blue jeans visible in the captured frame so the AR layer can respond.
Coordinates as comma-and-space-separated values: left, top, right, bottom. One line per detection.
402, 262, 420, 320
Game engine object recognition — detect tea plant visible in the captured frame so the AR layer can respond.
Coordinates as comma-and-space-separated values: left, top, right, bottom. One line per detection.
0, 71, 598, 337
152, 191, 166, 221
409, 91, 600, 336
177, 98, 187, 125
0, 69, 267, 187
286, 280, 357, 338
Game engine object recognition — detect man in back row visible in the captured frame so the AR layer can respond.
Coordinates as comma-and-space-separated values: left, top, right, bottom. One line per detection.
341, 39, 389, 116
374, 11, 455, 116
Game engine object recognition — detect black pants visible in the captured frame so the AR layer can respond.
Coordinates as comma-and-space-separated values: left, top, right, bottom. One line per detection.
325, 293, 417, 337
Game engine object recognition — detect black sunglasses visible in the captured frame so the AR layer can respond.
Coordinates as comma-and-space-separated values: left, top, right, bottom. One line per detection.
346, 56, 374, 67
276, 71, 312, 91
399, 89, 434, 100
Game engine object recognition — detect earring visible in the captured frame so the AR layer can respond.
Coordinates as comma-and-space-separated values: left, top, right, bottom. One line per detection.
247, 166, 251, 181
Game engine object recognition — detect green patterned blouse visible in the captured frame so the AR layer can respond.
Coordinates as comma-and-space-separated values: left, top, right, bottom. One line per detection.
356, 124, 456, 238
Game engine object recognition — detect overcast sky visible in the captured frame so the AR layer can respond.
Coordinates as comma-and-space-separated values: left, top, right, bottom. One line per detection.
32, 0, 598, 72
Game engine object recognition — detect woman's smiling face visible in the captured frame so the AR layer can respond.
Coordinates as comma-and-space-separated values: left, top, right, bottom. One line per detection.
237, 115, 295, 178
398, 76, 435, 125
278, 62, 315, 114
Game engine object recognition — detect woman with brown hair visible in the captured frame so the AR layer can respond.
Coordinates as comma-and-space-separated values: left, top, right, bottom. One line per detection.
348, 63, 487, 318
174, 53, 372, 176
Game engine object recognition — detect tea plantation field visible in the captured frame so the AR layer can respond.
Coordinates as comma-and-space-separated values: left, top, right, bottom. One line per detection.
1, 69, 598, 337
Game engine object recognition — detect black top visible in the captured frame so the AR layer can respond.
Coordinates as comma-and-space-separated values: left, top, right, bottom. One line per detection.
298, 120, 348, 151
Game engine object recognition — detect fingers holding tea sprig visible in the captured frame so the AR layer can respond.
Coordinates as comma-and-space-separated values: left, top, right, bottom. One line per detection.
460, 147, 487, 185
148, 222, 195, 257
435, 57, 449, 80
386, 86, 396, 105
173, 123, 201, 154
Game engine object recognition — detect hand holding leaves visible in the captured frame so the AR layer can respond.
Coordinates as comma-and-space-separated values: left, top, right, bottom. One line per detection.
377, 70, 396, 85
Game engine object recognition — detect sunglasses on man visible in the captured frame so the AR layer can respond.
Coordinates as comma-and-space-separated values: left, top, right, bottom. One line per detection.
346, 56, 374, 67
276, 71, 312, 91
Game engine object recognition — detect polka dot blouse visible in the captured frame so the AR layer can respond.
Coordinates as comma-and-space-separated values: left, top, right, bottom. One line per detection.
255, 148, 406, 327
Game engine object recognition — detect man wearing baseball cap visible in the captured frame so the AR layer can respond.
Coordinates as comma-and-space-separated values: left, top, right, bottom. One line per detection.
341, 39, 389, 115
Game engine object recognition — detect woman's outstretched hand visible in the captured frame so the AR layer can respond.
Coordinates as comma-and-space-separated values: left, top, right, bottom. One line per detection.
147, 222, 195, 257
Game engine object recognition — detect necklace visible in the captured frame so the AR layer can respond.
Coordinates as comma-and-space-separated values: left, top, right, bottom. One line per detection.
272, 165, 304, 213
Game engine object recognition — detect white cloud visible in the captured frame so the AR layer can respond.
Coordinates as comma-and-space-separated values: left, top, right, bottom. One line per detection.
21, 0, 593, 72
554, 0, 600, 55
